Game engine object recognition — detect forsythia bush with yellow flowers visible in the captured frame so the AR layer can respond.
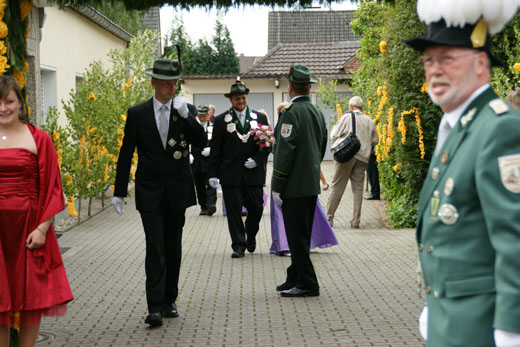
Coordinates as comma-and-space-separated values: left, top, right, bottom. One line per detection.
324, 0, 520, 228
41, 30, 157, 221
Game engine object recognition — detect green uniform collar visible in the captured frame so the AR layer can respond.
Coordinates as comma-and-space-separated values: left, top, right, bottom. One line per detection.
230, 107, 251, 133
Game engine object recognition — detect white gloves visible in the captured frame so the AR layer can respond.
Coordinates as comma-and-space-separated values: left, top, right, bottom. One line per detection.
189, 153, 194, 164
209, 177, 219, 189
173, 96, 189, 119
495, 329, 520, 347
201, 147, 211, 157
244, 157, 257, 169
419, 306, 428, 340
272, 192, 283, 206
112, 196, 125, 215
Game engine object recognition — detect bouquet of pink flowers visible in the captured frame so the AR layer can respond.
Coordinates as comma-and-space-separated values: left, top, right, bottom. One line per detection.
251, 124, 275, 150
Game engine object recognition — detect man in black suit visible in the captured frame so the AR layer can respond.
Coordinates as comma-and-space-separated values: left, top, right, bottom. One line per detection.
208, 78, 270, 258
112, 59, 205, 327
190, 105, 217, 216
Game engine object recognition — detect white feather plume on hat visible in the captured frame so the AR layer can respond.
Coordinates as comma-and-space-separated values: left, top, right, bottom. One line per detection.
417, 0, 520, 34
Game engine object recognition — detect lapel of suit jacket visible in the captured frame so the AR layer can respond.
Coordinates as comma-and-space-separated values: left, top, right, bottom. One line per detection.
417, 87, 497, 222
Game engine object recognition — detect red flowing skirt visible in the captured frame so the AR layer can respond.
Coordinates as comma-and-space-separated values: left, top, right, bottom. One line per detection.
0, 149, 72, 327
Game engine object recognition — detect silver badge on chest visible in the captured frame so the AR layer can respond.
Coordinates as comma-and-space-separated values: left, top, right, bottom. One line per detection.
173, 151, 182, 160
444, 178, 454, 196
438, 204, 459, 225
227, 123, 236, 133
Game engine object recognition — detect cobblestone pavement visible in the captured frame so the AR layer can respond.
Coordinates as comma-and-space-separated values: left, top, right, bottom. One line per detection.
39, 161, 424, 346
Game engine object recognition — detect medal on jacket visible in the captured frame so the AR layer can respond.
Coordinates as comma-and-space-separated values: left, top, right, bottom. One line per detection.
227, 123, 236, 133
224, 114, 232, 122
441, 150, 450, 165
168, 139, 176, 147
438, 204, 459, 225
173, 151, 182, 159
237, 132, 250, 143
430, 190, 440, 220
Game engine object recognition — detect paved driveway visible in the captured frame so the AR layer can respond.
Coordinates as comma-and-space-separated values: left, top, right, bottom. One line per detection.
39, 161, 424, 346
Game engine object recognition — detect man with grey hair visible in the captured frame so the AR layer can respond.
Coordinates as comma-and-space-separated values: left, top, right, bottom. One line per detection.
326, 96, 378, 228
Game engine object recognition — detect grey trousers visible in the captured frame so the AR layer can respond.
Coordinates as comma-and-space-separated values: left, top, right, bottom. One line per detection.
326, 158, 366, 227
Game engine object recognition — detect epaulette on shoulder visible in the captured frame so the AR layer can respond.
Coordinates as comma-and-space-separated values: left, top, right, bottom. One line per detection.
489, 99, 509, 116
284, 102, 293, 111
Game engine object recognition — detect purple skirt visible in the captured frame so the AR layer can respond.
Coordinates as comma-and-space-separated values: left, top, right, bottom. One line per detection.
269, 193, 338, 255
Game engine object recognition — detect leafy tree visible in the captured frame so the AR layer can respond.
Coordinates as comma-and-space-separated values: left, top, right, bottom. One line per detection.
211, 18, 240, 74
90, 1, 144, 35
163, 15, 239, 75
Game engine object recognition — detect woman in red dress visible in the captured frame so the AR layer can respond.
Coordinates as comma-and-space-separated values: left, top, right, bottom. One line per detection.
0, 76, 73, 347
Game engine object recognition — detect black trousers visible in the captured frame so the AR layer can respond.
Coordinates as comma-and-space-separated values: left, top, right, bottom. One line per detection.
366, 150, 380, 196
222, 183, 263, 252
282, 195, 319, 291
193, 171, 217, 209
139, 195, 185, 313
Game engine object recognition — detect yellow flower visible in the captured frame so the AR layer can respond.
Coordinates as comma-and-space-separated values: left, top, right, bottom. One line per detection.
377, 85, 383, 97
13, 70, 26, 89
393, 163, 401, 172
120, 114, 127, 122
0, 21, 7, 39
421, 82, 428, 94
65, 173, 73, 186
379, 41, 387, 54
0, 55, 9, 74
20, 0, 33, 21
24, 60, 29, 72
24, 22, 29, 39
0, 40, 6, 55
89, 127, 97, 134
513, 63, 520, 72
88, 93, 96, 101
104, 163, 109, 181
398, 112, 407, 144
0, 1, 6, 13
52, 130, 60, 141
27, 106, 31, 116
67, 196, 79, 217
336, 104, 343, 120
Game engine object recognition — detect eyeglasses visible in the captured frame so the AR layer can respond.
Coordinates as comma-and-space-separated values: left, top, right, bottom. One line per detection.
422, 51, 477, 68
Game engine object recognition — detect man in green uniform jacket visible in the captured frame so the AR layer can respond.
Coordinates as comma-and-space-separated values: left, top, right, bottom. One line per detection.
272, 64, 328, 297
406, 11, 520, 347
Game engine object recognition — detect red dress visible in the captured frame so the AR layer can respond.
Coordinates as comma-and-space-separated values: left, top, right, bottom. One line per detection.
0, 124, 73, 328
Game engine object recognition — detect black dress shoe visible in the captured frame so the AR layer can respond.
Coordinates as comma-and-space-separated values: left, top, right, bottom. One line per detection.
364, 195, 380, 200
231, 249, 245, 258
144, 312, 163, 327
280, 287, 320, 297
162, 303, 179, 318
246, 235, 256, 253
206, 205, 216, 216
276, 282, 295, 291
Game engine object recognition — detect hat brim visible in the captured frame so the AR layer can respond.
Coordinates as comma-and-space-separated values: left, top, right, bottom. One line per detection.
144, 68, 183, 80
405, 38, 502, 67
286, 76, 317, 84
224, 89, 249, 98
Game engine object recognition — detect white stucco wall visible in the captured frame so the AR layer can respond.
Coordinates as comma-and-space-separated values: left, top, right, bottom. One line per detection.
39, 6, 128, 125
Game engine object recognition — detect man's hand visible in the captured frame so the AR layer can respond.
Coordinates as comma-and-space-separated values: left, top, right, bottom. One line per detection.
209, 177, 219, 189
189, 153, 194, 164
272, 192, 283, 206
244, 158, 257, 169
112, 196, 125, 215
201, 147, 211, 157
419, 306, 428, 340
173, 96, 189, 119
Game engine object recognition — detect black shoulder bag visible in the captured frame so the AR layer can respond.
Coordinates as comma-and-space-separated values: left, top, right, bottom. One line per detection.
333, 112, 361, 163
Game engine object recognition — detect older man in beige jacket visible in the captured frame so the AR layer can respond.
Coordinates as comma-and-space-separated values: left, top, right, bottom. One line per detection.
327, 96, 378, 228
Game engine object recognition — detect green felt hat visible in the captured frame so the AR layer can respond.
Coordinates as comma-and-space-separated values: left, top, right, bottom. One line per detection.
286, 64, 316, 84
144, 59, 183, 80
197, 105, 209, 114
225, 78, 249, 98
405, 19, 501, 67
